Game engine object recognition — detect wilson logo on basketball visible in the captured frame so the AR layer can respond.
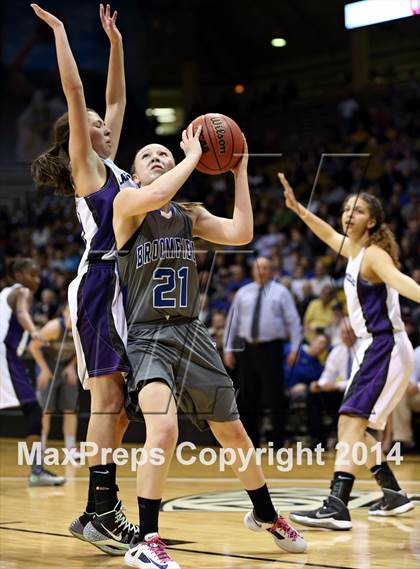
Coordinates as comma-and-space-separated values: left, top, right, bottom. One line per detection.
211, 117, 227, 154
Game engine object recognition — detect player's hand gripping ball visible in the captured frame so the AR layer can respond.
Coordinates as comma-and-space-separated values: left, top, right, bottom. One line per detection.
190, 113, 244, 174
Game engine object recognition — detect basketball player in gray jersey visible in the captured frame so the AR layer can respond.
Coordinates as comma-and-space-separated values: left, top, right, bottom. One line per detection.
113, 125, 307, 569
118, 203, 199, 324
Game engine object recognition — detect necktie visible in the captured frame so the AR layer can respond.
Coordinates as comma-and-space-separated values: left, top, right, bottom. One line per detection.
250, 286, 264, 341
346, 350, 353, 380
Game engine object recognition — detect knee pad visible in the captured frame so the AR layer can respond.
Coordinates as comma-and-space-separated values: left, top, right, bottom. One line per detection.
21, 402, 42, 436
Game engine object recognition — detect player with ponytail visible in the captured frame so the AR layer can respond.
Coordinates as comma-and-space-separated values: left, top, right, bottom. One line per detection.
30, 4, 139, 554
278, 173, 419, 530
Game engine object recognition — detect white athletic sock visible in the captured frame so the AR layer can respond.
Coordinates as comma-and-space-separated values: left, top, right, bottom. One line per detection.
65, 435, 76, 450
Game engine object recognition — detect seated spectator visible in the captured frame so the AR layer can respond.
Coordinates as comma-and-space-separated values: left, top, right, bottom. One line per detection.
308, 320, 358, 448
198, 292, 210, 326
253, 222, 285, 257
208, 310, 226, 337
291, 265, 307, 301
209, 311, 226, 356
325, 303, 344, 346
303, 284, 336, 340
296, 281, 315, 319
283, 334, 328, 444
225, 264, 252, 296
391, 345, 420, 452
34, 288, 58, 325
285, 333, 329, 392
310, 259, 331, 296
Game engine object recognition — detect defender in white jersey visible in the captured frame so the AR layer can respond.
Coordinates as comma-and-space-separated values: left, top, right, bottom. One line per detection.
31, 4, 138, 554
0, 259, 65, 487
279, 174, 419, 530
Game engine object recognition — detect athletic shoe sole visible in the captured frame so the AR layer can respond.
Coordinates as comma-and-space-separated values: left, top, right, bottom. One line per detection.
83, 522, 129, 556
68, 526, 86, 541
369, 501, 415, 517
289, 513, 352, 530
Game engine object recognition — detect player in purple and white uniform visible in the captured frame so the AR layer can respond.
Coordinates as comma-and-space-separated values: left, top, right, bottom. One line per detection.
30, 4, 138, 554
0, 258, 65, 487
278, 173, 419, 530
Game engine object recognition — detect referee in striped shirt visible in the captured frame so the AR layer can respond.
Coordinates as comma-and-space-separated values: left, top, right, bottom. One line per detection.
223, 256, 302, 449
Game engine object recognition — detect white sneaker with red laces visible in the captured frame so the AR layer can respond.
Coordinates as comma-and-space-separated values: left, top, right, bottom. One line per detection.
124, 533, 180, 569
244, 510, 307, 553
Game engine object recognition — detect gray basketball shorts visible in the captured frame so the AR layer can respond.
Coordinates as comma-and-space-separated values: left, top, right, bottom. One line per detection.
125, 318, 239, 430
37, 366, 79, 413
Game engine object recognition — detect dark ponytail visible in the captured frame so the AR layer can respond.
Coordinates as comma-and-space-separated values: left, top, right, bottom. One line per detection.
31, 112, 73, 196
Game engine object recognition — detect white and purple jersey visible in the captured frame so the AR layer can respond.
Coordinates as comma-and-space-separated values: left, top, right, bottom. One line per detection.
340, 247, 414, 430
0, 284, 36, 409
68, 158, 134, 385
0, 284, 29, 355
76, 158, 137, 274
343, 247, 405, 339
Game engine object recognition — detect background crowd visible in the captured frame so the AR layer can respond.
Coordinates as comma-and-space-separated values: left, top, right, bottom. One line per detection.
1, 72, 419, 452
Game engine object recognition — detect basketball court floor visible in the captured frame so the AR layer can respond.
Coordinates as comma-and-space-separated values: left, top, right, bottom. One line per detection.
0, 438, 419, 568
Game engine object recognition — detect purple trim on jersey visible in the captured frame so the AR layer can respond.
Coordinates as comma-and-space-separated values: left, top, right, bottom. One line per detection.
4, 313, 24, 350
339, 333, 394, 418
357, 277, 393, 335
76, 264, 130, 377
6, 346, 37, 405
84, 167, 119, 263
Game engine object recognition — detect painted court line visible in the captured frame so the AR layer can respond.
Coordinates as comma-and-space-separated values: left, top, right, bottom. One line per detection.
1, 476, 419, 485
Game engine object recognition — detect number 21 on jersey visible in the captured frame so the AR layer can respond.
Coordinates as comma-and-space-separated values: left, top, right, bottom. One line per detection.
153, 267, 188, 308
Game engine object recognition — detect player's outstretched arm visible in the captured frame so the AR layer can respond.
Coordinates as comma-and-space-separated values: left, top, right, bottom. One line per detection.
113, 124, 202, 219
192, 137, 253, 246
278, 173, 350, 257
100, 3, 126, 160
364, 247, 420, 303
30, 4, 101, 192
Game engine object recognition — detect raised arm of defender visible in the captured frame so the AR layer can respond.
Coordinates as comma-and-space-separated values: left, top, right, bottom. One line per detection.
278, 173, 350, 257
31, 3, 126, 195
100, 3, 126, 159
31, 5, 100, 186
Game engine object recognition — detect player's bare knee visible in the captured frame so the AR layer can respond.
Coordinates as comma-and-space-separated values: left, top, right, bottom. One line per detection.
211, 420, 248, 448
147, 423, 178, 452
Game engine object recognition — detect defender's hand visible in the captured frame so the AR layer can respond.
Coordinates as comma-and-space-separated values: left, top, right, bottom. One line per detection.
99, 3, 121, 44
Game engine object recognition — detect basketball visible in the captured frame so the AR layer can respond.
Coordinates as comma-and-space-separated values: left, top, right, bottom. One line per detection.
191, 113, 244, 175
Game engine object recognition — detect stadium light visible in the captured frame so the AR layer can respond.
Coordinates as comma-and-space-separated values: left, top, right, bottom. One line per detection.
271, 38, 287, 48
345, 0, 420, 30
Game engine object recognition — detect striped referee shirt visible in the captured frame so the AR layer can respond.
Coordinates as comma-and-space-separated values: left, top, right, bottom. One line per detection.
223, 280, 302, 351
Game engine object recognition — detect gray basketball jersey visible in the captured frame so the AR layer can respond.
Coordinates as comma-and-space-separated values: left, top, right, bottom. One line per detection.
118, 203, 200, 325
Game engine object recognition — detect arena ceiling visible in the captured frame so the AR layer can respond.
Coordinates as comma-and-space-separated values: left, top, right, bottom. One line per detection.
143, 0, 420, 86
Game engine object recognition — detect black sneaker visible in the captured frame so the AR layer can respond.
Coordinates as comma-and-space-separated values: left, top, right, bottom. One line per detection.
289, 495, 352, 530
368, 489, 414, 517
68, 512, 95, 540
82, 500, 139, 555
